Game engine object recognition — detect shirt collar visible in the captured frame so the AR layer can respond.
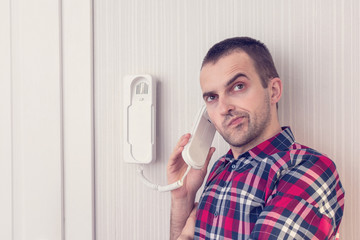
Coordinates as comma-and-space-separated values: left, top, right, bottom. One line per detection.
224, 127, 295, 161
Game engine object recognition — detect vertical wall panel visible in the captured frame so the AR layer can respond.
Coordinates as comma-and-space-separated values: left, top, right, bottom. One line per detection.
0, 0, 13, 239
95, 0, 359, 239
11, 0, 63, 239
62, 0, 95, 239
1, 0, 95, 239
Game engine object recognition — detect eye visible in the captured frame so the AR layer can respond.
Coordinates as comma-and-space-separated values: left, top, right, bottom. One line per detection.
233, 83, 245, 91
205, 95, 217, 103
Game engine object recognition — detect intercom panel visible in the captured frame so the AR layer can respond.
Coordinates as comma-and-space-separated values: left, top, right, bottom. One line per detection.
123, 74, 156, 164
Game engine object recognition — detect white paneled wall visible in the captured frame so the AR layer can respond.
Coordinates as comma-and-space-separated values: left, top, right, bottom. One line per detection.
0, 0, 12, 239
10, 1, 63, 238
95, 0, 359, 240
0, 0, 94, 239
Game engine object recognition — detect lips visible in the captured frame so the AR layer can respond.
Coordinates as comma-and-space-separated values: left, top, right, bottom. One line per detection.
227, 116, 246, 127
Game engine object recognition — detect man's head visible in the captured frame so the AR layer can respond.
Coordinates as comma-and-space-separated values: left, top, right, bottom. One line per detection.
201, 37, 279, 88
200, 37, 282, 158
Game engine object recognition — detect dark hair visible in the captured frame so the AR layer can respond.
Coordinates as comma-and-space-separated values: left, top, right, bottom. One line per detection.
201, 37, 279, 88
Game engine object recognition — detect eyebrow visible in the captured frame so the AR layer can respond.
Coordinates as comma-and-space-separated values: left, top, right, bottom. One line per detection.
225, 73, 248, 87
202, 73, 248, 99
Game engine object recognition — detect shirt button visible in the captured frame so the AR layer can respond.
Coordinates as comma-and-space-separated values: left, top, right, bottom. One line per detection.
214, 211, 219, 217
232, 164, 236, 169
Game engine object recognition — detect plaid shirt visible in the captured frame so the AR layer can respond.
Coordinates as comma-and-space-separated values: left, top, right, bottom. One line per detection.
195, 127, 345, 240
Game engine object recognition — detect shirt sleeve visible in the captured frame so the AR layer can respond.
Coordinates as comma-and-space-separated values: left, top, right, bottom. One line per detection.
249, 154, 345, 240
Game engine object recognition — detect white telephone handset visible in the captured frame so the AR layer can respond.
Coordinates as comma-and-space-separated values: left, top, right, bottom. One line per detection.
182, 105, 216, 169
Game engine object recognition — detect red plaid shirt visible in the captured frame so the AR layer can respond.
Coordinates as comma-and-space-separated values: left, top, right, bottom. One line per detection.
195, 127, 345, 239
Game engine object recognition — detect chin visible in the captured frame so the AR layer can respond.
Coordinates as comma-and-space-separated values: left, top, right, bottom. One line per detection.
223, 135, 246, 147
225, 131, 257, 149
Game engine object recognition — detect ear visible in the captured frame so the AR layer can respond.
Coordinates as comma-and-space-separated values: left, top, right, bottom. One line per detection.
269, 78, 282, 105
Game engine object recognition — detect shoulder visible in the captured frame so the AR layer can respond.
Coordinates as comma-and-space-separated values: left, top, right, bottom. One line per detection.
274, 142, 345, 216
269, 142, 340, 180
264, 143, 345, 236
287, 142, 340, 180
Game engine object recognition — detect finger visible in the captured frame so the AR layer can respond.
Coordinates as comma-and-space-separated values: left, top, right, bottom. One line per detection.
169, 134, 191, 161
177, 133, 191, 147
169, 146, 184, 164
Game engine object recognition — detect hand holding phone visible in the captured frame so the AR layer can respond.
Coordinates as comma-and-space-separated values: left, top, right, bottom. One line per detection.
182, 106, 216, 169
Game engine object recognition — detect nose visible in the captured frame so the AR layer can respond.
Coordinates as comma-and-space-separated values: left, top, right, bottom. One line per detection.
218, 96, 235, 116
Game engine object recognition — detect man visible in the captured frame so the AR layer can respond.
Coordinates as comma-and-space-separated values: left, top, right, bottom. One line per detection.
168, 37, 345, 239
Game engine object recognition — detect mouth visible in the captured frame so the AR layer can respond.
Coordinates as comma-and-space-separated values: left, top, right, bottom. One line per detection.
227, 116, 246, 127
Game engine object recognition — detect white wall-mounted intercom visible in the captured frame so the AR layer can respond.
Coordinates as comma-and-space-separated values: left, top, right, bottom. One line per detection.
123, 74, 156, 164
123, 75, 216, 192
123, 74, 184, 192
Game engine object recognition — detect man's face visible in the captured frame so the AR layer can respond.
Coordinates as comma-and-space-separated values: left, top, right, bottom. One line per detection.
200, 51, 274, 154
